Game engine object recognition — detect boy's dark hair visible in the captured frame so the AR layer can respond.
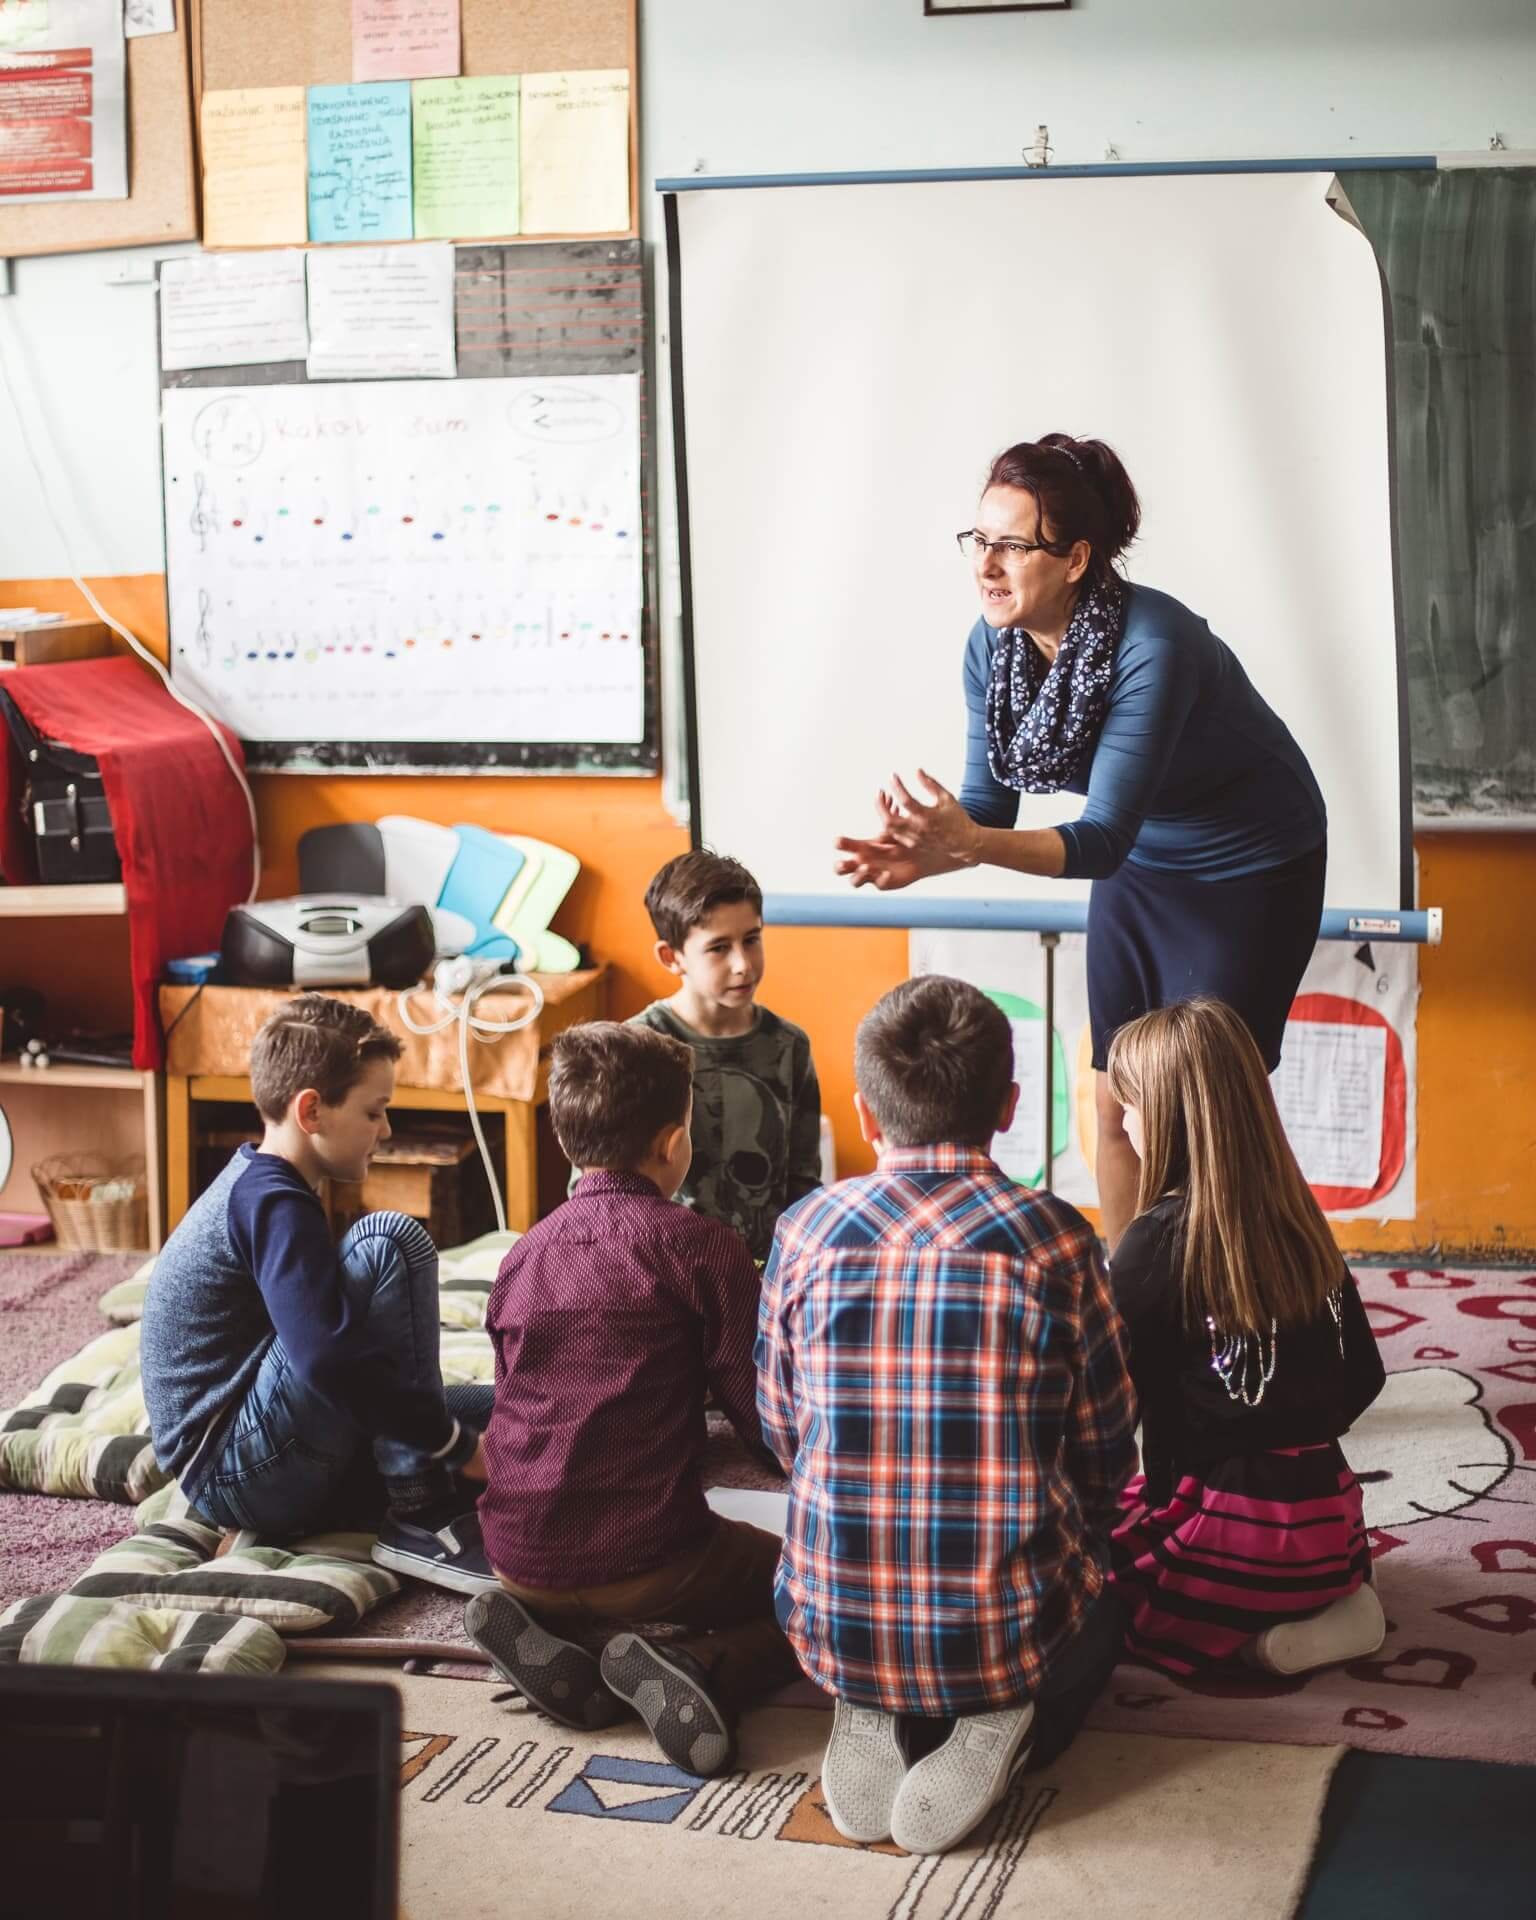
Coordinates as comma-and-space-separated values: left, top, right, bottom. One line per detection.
550, 1021, 695, 1171
855, 976, 1014, 1148
644, 849, 763, 950
249, 993, 403, 1122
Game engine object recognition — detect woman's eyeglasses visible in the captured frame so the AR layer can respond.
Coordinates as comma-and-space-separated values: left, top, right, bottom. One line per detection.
955, 530, 1056, 563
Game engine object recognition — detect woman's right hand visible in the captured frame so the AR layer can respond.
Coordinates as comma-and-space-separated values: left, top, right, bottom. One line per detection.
834, 833, 933, 890
835, 785, 951, 890
833, 779, 979, 890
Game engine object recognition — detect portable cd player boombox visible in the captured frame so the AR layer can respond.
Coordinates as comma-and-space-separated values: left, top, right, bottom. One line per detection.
220, 896, 437, 989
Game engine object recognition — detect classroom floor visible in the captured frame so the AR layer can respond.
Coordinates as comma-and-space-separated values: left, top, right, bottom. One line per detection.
4, 1246, 1534, 1914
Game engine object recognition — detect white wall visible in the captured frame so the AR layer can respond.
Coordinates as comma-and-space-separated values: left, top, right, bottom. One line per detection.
2, 1, 1533, 587
640, 0, 1536, 183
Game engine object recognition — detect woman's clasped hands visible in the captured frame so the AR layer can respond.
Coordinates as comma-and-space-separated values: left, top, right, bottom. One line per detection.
834, 770, 984, 891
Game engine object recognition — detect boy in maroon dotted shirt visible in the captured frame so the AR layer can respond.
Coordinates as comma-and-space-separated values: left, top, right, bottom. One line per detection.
468, 1021, 797, 1778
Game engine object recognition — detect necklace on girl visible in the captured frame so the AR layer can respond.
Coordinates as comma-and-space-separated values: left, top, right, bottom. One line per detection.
1206, 1316, 1279, 1407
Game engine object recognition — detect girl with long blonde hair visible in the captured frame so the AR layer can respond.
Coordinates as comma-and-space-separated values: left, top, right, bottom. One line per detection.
1104, 997, 1387, 1676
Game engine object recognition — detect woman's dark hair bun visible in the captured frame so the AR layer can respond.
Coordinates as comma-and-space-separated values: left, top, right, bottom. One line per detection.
986, 434, 1141, 581
1039, 434, 1141, 560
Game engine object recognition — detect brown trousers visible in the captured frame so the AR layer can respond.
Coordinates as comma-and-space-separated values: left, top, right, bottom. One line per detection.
498, 1518, 800, 1722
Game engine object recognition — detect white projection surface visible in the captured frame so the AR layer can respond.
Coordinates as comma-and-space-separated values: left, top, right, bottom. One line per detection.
672, 173, 1405, 914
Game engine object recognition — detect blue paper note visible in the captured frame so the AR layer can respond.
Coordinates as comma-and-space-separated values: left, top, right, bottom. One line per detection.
307, 81, 414, 244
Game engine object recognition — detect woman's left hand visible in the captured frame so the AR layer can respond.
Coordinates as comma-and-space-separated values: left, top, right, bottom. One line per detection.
879, 770, 984, 870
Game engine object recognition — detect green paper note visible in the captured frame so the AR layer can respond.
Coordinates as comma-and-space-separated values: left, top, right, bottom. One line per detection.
411, 74, 520, 241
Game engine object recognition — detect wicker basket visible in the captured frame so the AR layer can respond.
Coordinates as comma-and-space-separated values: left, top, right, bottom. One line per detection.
32, 1154, 149, 1252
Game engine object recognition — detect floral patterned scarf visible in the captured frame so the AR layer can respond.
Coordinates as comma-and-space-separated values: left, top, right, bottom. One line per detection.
984, 575, 1127, 793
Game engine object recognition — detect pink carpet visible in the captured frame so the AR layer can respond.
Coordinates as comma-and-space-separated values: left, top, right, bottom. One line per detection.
0, 1250, 144, 1608
7, 1255, 1534, 1765
1088, 1266, 1536, 1765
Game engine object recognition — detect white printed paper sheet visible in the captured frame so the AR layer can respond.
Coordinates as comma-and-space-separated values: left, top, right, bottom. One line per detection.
162, 374, 644, 744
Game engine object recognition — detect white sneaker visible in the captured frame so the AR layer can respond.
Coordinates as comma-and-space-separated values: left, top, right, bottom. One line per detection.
890, 1703, 1035, 1856
820, 1698, 909, 1844
1250, 1583, 1387, 1676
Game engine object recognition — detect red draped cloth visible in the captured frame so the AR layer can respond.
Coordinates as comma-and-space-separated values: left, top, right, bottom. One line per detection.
0, 656, 254, 1069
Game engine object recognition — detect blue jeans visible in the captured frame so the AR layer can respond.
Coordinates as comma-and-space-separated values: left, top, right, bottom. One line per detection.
184, 1211, 494, 1538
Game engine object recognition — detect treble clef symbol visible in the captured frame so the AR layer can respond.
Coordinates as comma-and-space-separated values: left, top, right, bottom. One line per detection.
195, 589, 213, 667
189, 473, 212, 553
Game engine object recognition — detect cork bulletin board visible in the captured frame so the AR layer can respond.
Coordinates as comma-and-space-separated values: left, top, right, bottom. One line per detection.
0, 22, 199, 259
192, 0, 639, 243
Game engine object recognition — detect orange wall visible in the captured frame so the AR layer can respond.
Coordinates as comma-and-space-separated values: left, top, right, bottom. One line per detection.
5, 577, 1533, 1256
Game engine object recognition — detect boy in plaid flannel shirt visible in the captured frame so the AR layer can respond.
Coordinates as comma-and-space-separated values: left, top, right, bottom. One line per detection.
757, 975, 1137, 1854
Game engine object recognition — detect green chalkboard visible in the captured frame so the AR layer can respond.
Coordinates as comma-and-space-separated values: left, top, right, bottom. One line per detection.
1345, 169, 1536, 821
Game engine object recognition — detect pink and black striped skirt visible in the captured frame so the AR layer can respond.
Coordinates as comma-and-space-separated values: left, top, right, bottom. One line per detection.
1110, 1442, 1371, 1677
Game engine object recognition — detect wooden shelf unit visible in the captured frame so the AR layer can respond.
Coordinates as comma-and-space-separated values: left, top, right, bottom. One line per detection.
0, 883, 128, 917
0, 884, 162, 1250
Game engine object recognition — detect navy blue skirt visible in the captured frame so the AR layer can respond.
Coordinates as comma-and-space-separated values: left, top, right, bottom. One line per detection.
1085, 842, 1326, 1071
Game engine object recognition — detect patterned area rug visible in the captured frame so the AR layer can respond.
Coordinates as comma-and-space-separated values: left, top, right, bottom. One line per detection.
1088, 1267, 1536, 1765
342, 1668, 1342, 1920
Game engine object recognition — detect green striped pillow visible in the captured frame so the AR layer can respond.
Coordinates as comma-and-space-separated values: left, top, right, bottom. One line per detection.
74, 1527, 398, 1633
0, 1595, 285, 1674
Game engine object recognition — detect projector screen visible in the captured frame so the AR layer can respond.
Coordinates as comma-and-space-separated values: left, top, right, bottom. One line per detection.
667, 171, 1408, 918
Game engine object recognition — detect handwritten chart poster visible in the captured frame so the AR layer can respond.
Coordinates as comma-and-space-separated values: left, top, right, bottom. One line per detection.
351, 0, 458, 84
411, 73, 519, 239
200, 88, 307, 248
162, 375, 644, 746
307, 80, 412, 243
520, 70, 629, 234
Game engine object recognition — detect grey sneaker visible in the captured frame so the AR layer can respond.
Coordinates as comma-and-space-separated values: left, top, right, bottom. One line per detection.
890, 1703, 1035, 1855
599, 1633, 734, 1777
821, 1698, 909, 1843
464, 1592, 624, 1731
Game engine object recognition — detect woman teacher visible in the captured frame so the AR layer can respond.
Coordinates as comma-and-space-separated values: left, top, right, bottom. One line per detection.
835, 435, 1327, 1249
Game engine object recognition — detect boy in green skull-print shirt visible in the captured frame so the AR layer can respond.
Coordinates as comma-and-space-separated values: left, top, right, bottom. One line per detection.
581, 851, 822, 1261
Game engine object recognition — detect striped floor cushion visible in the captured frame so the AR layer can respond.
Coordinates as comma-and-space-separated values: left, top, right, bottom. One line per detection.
0, 1324, 163, 1504
0, 1595, 286, 1674
73, 1528, 398, 1633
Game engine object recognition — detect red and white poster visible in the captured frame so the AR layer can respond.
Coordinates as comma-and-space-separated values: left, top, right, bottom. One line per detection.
0, 45, 94, 195
0, 0, 124, 202
1273, 936, 1418, 1221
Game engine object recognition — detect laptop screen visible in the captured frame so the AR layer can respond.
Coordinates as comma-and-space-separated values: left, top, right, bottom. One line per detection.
0, 1667, 399, 1920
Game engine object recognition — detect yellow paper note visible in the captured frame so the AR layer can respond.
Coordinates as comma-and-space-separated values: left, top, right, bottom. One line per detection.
200, 87, 308, 249
519, 69, 630, 236
411, 75, 519, 240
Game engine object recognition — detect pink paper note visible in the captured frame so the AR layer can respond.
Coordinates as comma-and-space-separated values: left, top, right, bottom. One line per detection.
352, 0, 460, 84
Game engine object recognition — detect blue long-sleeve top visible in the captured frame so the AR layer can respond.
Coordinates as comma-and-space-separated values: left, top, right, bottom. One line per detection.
959, 583, 1326, 881
142, 1145, 464, 1487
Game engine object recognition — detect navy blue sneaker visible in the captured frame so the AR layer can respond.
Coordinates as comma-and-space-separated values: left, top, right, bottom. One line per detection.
371, 1509, 501, 1597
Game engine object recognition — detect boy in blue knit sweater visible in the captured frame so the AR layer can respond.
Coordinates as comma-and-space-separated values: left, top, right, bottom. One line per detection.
141, 994, 496, 1594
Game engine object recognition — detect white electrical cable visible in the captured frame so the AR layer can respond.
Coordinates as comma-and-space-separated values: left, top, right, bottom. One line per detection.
0, 303, 260, 903
395, 966, 546, 1234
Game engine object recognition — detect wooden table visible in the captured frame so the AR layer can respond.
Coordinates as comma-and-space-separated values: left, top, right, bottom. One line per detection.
162, 969, 605, 1234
